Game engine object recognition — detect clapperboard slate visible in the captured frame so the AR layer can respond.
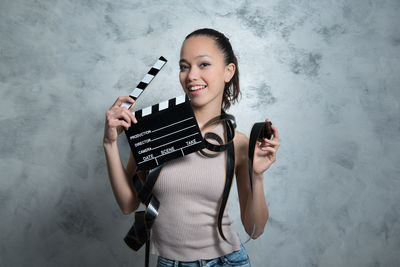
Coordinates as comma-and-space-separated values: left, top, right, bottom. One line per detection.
125, 94, 204, 170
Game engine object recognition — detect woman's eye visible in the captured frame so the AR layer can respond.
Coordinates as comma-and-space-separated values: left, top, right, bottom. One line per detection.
179, 65, 189, 71
200, 63, 210, 68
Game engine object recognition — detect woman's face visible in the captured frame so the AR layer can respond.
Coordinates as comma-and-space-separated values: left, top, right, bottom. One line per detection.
179, 35, 234, 110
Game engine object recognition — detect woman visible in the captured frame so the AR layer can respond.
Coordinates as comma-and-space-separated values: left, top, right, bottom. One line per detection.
104, 28, 280, 267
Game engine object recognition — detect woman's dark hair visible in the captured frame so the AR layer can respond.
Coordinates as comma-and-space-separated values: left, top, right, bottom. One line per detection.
185, 28, 240, 110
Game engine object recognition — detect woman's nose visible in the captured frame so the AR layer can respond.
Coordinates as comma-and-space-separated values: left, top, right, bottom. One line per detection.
188, 66, 199, 81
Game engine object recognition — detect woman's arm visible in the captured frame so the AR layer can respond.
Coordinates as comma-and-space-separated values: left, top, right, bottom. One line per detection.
104, 144, 140, 214
234, 119, 280, 239
103, 96, 140, 214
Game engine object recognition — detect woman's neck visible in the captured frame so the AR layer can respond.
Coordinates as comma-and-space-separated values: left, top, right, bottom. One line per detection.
193, 104, 222, 130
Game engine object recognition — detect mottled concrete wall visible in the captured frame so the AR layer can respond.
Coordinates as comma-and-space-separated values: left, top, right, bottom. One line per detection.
1, 0, 399, 266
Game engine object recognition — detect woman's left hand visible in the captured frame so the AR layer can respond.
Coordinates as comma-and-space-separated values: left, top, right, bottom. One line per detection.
252, 118, 280, 175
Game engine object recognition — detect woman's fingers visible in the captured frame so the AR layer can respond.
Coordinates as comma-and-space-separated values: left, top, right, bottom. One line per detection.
256, 139, 279, 149
270, 124, 279, 140
126, 107, 137, 124
113, 96, 135, 108
110, 116, 130, 130
119, 110, 132, 126
120, 97, 137, 124
256, 146, 276, 158
264, 139, 279, 147
106, 108, 134, 129
260, 146, 276, 154
256, 138, 279, 159
104, 96, 137, 143
109, 96, 138, 124
121, 107, 136, 124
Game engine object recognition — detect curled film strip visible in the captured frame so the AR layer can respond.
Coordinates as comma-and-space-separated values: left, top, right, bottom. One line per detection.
121, 57, 171, 264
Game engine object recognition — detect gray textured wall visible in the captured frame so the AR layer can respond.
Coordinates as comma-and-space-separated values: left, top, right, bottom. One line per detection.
1, 0, 399, 266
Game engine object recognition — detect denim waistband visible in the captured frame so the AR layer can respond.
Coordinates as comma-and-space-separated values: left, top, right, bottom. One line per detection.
156, 243, 250, 267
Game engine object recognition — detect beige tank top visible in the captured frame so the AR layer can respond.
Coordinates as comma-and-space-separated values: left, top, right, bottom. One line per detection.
149, 123, 241, 261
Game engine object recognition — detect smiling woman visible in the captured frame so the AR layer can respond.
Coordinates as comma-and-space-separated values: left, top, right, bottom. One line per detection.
103, 28, 280, 267
180, 29, 240, 112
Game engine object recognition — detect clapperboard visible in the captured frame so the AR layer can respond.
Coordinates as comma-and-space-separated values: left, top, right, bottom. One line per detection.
123, 57, 204, 170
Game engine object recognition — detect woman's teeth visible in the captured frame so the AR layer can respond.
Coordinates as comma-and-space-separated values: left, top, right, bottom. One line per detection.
189, 85, 206, 91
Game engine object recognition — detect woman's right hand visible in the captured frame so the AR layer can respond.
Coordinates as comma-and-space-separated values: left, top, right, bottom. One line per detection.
104, 96, 137, 144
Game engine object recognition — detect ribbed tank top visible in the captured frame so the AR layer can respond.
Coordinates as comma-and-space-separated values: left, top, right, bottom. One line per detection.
150, 123, 241, 261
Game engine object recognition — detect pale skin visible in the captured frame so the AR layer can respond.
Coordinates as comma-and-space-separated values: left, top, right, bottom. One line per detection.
103, 35, 280, 240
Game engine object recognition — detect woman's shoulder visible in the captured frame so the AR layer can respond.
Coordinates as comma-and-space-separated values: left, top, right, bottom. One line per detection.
234, 130, 249, 145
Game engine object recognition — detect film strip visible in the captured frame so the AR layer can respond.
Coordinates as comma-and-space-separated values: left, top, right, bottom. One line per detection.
125, 94, 204, 170
121, 56, 167, 109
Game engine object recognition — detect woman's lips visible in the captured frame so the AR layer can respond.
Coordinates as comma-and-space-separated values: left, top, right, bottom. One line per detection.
188, 85, 207, 95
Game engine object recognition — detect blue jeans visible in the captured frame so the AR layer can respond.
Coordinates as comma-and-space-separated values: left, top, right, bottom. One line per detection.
156, 243, 250, 267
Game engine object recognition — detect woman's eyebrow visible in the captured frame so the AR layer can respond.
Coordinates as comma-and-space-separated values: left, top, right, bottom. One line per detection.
179, 55, 211, 64
179, 59, 189, 64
